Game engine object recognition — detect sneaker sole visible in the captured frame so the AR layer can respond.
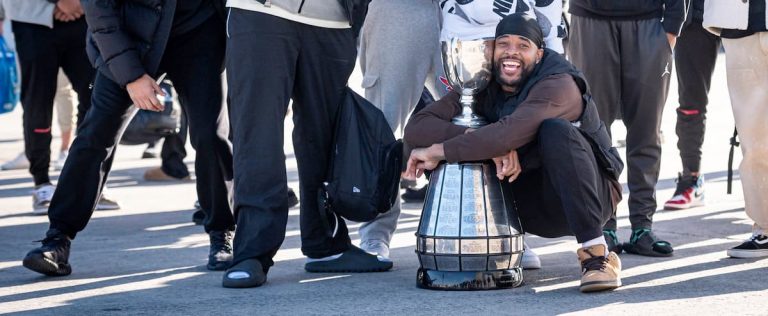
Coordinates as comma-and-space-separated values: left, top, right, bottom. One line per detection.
31, 208, 48, 216
580, 279, 621, 293
664, 199, 704, 210
727, 249, 768, 258
23, 253, 71, 276
304, 262, 393, 273
95, 204, 121, 211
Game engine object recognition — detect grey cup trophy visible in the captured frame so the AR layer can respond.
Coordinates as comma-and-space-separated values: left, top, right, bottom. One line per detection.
415, 38, 525, 290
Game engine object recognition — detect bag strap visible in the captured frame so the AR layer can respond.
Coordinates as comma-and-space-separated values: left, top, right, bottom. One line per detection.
727, 126, 739, 194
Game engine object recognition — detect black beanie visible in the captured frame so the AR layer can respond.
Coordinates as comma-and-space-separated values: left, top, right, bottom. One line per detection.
495, 13, 544, 48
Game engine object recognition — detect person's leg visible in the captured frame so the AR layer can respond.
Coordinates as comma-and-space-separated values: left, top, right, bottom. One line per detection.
163, 16, 235, 270
227, 9, 298, 276
722, 34, 768, 258
617, 18, 673, 256
357, 0, 442, 259
157, 108, 190, 180
12, 21, 58, 187
54, 70, 75, 154
567, 16, 622, 233
665, 21, 720, 210
23, 71, 134, 276
57, 19, 94, 135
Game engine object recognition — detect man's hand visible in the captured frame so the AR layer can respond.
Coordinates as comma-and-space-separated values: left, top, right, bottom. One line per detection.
126, 74, 166, 112
666, 33, 677, 51
54, 7, 78, 22
492, 150, 521, 183
403, 144, 445, 180
56, 0, 84, 20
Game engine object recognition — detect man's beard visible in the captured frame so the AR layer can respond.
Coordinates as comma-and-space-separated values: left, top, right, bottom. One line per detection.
493, 60, 535, 93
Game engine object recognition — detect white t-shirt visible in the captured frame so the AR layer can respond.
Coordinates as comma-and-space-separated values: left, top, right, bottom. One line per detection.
439, 0, 565, 53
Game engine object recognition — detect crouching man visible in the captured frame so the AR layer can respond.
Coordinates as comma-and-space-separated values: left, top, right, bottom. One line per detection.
403, 13, 625, 293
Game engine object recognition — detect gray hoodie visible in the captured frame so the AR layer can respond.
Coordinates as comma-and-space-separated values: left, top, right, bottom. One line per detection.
230, 0, 348, 23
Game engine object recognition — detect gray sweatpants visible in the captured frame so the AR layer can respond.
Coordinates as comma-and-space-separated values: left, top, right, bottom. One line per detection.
568, 16, 672, 230
357, 0, 445, 248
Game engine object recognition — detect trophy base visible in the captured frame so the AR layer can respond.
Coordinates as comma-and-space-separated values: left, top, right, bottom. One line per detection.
416, 268, 523, 291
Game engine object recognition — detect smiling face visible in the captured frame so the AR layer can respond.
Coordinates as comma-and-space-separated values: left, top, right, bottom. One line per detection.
493, 34, 544, 94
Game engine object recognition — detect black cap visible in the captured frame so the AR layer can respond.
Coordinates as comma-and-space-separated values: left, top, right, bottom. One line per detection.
495, 13, 544, 48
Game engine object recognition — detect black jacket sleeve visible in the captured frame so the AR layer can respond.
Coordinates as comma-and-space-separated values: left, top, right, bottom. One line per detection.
82, 0, 146, 87
662, 0, 689, 36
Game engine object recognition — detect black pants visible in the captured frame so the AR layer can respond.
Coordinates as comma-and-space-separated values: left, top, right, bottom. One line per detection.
568, 16, 672, 230
226, 9, 357, 269
12, 19, 94, 186
510, 119, 615, 243
48, 16, 235, 237
674, 20, 721, 174
161, 110, 190, 179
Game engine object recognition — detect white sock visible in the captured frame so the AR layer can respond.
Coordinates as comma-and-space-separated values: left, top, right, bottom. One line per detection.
581, 235, 607, 249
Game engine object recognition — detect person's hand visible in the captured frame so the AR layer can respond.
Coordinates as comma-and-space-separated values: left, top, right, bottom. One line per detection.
491, 150, 521, 182
403, 144, 445, 180
126, 74, 166, 112
56, 0, 84, 20
666, 33, 677, 51
54, 7, 78, 22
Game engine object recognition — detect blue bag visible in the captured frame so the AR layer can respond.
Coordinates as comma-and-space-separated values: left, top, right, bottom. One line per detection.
0, 37, 19, 114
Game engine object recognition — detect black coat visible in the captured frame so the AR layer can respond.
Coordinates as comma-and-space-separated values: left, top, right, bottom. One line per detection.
82, 0, 226, 87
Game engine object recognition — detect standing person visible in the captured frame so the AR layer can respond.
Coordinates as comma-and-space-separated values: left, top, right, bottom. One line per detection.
355, 0, 445, 263
22, 0, 236, 277
703, 0, 768, 258
567, 0, 687, 257
664, 0, 720, 211
222, 0, 390, 289
0, 0, 107, 214
403, 13, 624, 293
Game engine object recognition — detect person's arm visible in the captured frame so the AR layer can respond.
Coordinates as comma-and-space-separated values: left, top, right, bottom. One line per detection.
442, 74, 582, 163
81, 0, 146, 87
663, 0, 688, 48
531, 0, 564, 54
402, 91, 468, 148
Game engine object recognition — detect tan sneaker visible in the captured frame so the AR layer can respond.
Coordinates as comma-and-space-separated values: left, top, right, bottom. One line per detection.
143, 167, 191, 181
577, 244, 621, 293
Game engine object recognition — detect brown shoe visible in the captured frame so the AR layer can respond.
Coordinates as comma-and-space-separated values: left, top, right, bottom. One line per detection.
143, 167, 191, 181
577, 244, 621, 293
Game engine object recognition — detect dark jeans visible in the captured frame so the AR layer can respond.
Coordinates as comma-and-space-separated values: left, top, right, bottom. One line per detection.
675, 20, 721, 174
160, 110, 190, 179
48, 16, 234, 237
568, 16, 672, 230
226, 9, 357, 269
12, 19, 94, 186
511, 119, 616, 243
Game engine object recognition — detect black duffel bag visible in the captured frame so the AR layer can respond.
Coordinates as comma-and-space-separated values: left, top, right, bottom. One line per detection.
120, 81, 180, 145
318, 87, 402, 224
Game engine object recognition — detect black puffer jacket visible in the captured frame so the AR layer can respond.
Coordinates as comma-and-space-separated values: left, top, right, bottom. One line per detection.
82, 0, 226, 87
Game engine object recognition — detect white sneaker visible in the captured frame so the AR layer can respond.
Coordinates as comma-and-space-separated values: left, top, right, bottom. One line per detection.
96, 188, 121, 211
521, 241, 541, 270
360, 239, 392, 262
53, 150, 69, 171
2, 152, 29, 170
32, 184, 55, 215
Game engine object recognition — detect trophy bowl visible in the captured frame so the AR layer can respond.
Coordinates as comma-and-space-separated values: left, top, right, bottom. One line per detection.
440, 38, 495, 128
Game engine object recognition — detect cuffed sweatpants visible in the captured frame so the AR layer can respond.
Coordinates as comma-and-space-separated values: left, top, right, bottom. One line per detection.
12, 19, 94, 186
568, 16, 672, 230
48, 16, 234, 238
357, 0, 445, 251
511, 119, 616, 243
226, 9, 357, 270
722, 33, 768, 231
674, 20, 721, 174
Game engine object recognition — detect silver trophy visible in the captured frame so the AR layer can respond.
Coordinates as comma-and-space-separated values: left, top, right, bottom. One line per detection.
415, 38, 524, 290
